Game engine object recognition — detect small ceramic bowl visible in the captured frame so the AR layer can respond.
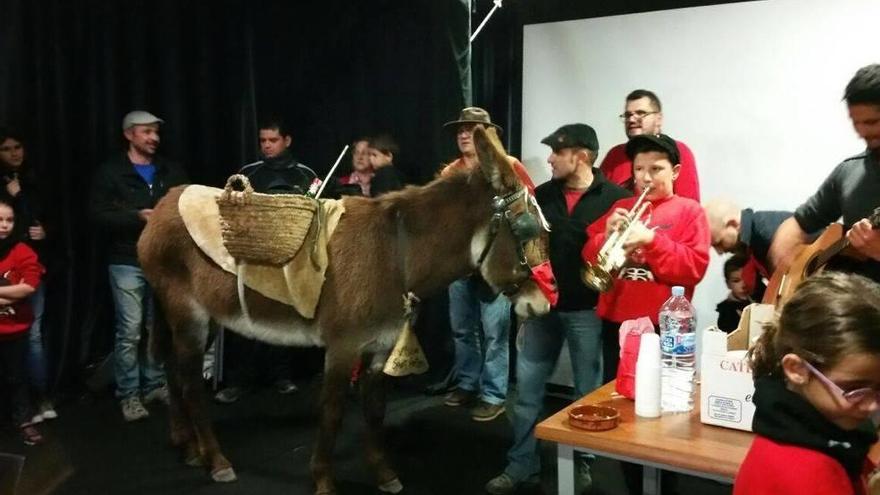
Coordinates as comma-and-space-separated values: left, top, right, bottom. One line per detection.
568, 404, 620, 431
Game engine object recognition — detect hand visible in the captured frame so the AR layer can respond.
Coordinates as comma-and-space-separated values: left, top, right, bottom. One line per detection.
5, 178, 20, 197
605, 208, 629, 237
28, 225, 46, 240
138, 209, 154, 222
847, 219, 880, 261
622, 221, 656, 253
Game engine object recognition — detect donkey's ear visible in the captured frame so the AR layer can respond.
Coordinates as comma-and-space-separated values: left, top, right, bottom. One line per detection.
474, 126, 518, 192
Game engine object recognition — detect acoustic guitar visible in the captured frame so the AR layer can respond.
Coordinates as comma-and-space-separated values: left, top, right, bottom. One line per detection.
762, 207, 880, 306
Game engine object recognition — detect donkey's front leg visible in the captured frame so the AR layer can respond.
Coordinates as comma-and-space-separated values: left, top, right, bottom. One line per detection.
360, 358, 402, 494
310, 349, 357, 495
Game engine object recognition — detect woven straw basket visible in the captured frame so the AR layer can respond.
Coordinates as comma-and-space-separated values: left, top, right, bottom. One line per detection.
216, 174, 318, 265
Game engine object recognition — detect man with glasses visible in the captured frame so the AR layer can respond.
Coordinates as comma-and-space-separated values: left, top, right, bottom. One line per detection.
599, 89, 701, 201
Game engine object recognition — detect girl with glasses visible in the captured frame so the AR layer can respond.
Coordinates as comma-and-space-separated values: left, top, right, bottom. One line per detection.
735, 271, 880, 495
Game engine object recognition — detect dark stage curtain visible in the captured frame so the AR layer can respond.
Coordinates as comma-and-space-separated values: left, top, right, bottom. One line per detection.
0, 0, 468, 391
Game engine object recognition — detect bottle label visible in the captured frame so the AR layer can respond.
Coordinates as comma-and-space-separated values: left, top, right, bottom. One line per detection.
673, 332, 696, 355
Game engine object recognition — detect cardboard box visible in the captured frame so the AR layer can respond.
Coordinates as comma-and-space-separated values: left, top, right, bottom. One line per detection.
699, 303, 774, 431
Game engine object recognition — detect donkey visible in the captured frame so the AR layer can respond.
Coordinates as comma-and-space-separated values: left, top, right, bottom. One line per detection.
137, 127, 552, 495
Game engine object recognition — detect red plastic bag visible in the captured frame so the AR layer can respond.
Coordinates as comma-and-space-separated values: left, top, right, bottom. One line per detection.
615, 317, 655, 399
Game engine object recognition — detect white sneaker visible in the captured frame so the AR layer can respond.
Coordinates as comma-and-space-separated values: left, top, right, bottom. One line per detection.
120, 396, 150, 422
40, 401, 58, 420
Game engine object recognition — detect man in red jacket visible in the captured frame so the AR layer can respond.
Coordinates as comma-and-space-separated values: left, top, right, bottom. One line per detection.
599, 89, 701, 201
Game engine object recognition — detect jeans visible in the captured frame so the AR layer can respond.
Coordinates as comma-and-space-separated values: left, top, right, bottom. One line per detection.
108, 264, 165, 399
27, 284, 48, 394
504, 309, 603, 481
448, 277, 511, 405
0, 333, 31, 425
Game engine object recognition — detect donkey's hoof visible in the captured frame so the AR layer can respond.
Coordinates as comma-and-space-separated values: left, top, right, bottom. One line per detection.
378, 478, 403, 493
211, 467, 238, 483
184, 454, 206, 467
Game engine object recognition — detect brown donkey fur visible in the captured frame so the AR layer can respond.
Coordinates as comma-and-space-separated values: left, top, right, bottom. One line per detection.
137, 127, 551, 494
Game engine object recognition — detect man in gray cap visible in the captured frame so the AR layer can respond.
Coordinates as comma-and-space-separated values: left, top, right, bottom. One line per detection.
486, 124, 629, 495
90, 110, 188, 421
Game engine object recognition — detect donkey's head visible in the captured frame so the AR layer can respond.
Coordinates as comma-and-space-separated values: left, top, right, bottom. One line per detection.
470, 126, 555, 318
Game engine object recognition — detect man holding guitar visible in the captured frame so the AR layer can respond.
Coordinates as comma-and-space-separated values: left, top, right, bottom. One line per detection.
769, 64, 880, 290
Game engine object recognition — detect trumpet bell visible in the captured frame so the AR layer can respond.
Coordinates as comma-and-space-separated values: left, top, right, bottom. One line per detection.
582, 262, 614, 293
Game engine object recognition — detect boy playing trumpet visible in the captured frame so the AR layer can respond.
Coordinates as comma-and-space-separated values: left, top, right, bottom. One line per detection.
582, 133, 710, 382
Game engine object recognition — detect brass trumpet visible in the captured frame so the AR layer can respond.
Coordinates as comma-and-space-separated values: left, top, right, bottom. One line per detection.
582, 185, 652, 292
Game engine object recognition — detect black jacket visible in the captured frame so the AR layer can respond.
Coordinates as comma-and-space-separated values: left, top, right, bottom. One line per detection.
1, 165, 47, 259
370, 165, 404, 197
90, 152, 189, 265
534, 170, 630, 311
239, 151, 317, 195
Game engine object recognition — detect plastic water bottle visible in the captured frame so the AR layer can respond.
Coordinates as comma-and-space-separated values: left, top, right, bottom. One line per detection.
659, 286, 696, 413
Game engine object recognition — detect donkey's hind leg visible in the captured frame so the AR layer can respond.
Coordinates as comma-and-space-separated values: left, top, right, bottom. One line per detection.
360, 354, 402, 494
310, 346, 360, 495
165, 305, 236, 482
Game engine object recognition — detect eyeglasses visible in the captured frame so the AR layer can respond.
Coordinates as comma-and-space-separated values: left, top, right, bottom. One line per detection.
619, 110, 659, 122
802, 359, 880, 405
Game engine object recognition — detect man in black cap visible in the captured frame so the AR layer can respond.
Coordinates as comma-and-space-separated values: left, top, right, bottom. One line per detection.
439, 107, 534, 423
486, 124, 628, 495
90, 110, 188, 421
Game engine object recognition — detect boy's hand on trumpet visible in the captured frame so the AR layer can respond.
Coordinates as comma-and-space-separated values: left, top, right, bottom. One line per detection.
604, 208, 630, 237
622, 222, 657, 254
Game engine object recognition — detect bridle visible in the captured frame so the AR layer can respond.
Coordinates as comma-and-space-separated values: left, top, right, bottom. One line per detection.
475, 186, 549, 295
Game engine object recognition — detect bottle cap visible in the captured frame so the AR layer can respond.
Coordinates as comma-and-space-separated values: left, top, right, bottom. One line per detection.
671, 286, 685, 297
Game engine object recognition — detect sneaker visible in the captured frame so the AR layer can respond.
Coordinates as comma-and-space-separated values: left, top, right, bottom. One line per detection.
20, 424, 44, 446
485, 472, 539, 495
575, 452, 594, 493
143, 385, 170, 405
274, 379, 298, 395
39, 401, 58, 420
214, 386, 242, 404
120, 396, 150, 422
444, 388, 476, 407
471, 401, 506, 422
485, 473, 516, 495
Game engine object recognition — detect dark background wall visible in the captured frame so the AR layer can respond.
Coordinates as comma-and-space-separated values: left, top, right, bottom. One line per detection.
0, 0, 751, 390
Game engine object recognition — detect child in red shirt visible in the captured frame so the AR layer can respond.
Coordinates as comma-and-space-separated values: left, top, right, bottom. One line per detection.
582, 133, 710, 382
0, 197, 44, 444
735, 272, 880, 495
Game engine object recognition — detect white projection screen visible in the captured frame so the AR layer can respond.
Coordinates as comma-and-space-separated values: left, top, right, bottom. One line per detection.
522, 0, 880, 350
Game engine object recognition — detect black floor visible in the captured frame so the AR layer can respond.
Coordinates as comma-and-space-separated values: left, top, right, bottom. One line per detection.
0, 378, 732, 495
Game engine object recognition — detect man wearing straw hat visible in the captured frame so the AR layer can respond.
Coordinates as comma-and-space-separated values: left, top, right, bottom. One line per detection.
90, 110, 188, 421
439, 107, 535, 422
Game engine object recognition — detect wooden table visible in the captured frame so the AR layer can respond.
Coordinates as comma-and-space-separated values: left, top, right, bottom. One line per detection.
535, 381, 754, 495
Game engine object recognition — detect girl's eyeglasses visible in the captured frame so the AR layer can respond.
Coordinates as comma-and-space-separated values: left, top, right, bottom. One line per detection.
802, 359, 880, 405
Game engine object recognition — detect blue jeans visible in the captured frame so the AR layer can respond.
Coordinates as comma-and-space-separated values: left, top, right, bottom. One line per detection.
504, 309, 603, 481
108, 264, 165, 399
448, 277, 511, 405
27, 284, 48, 394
